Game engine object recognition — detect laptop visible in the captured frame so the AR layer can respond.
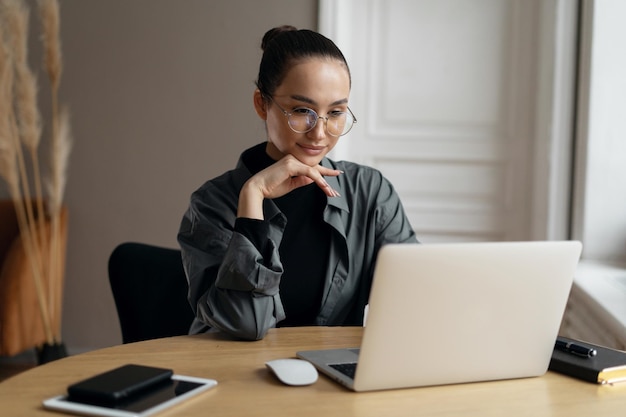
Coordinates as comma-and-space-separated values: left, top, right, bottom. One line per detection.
297, 240, 582, 391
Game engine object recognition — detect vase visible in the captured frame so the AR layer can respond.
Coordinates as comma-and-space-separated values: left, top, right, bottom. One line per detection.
37, 342, 68, 364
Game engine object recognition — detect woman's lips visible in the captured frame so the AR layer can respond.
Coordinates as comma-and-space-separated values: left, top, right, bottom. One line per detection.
298, 143, 326, 156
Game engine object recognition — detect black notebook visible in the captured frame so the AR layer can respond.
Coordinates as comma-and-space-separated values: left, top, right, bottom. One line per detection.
549, 337, 626, 384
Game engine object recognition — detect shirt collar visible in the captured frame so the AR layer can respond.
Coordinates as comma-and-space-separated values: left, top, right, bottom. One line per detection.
320, 157, 349, 213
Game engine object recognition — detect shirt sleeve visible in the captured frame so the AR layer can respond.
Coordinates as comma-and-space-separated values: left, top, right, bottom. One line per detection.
374, 174, 419, 247
178, 184, 286, 341
234, 218, 275, 264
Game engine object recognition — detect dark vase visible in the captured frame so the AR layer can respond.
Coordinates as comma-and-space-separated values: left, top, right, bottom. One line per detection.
37, 342, 68, 364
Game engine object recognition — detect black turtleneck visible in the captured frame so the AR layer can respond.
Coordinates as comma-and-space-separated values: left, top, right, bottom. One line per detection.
235, 143, 331, 326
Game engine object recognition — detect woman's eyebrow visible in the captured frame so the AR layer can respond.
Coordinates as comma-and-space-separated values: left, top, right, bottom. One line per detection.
290, 94, 349, 107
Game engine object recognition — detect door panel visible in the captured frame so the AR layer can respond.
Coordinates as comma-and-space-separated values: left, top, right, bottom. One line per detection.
322, 0, 549, 243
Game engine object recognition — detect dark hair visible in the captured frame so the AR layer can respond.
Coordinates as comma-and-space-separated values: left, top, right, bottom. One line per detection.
255, 25, 351, 100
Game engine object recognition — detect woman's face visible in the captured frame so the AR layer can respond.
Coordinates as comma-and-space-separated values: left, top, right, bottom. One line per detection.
255, 58, 351, 166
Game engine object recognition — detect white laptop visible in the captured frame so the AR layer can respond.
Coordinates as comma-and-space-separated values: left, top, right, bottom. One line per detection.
297, 241, 582, 391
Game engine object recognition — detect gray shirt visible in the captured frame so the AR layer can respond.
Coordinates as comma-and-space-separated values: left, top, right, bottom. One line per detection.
178, 146, 418, 340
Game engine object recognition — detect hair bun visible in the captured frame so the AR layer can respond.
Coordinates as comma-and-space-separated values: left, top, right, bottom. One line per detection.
261, 25, 298, 51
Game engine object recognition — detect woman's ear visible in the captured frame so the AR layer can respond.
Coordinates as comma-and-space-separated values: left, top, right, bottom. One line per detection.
253, 89, 267, 120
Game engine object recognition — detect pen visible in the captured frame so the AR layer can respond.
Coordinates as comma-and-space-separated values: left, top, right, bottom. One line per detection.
555, 338, 597, 358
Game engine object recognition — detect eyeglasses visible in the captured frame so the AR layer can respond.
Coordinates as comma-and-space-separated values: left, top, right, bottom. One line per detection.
269, 97, 357, 137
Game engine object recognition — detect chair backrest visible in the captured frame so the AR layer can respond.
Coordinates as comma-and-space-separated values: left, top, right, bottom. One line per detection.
108, 242, 195, 343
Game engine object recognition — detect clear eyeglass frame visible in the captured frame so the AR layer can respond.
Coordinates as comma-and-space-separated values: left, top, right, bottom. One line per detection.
268, 96, 357, 137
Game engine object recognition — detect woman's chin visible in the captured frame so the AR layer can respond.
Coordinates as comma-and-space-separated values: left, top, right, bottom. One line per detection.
294, 153, 325, 167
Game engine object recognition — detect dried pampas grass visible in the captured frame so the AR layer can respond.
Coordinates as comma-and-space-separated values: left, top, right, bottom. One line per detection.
0, 0, 53, 345
47, 105, 72, 336
6, 0, 42, 152
38, 0, 62, 92
39, 0, 67, 215
39, 0, 68, 341
5, 0, 49, 297
47, 106, 71, 214
0, 39, 18, 194
0, 0, 71, 345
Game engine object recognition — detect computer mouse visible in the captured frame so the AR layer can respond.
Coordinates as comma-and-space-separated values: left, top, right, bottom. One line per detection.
265, 359, 318, 386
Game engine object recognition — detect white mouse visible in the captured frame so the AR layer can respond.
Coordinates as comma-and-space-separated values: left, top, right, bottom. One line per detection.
265, 358, 318, 386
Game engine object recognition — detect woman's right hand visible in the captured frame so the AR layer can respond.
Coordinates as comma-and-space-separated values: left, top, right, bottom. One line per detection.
237, 154, 341, 220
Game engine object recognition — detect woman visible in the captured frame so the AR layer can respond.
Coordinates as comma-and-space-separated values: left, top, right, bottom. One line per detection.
178, 26, 417, 340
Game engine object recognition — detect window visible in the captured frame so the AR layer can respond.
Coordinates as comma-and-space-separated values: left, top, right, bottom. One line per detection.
572, 0, 626, 267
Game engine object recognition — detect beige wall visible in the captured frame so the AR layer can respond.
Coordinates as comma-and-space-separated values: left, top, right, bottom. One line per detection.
1, 0, 317, 352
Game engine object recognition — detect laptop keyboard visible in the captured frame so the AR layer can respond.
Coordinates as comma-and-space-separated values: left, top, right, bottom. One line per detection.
329, 362, 358, 379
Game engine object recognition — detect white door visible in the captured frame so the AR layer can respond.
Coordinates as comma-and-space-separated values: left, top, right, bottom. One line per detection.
320, 0, 578, 243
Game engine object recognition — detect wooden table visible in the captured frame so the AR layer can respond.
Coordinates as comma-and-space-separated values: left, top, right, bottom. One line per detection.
1, 326, 625, 416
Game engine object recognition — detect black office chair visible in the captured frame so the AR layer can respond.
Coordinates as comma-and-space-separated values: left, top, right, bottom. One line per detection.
108, 242, 195, 343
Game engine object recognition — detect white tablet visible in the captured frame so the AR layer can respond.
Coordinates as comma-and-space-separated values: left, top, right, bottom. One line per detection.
43, 374, 217, 417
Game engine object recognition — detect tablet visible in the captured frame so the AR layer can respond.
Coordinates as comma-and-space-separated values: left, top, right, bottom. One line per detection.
43, 374, 217, 417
